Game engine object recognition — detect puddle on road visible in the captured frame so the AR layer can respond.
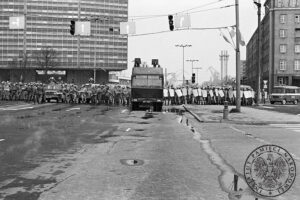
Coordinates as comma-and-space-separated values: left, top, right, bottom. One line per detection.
180, 119, 263, 200
142, 113, 154, 119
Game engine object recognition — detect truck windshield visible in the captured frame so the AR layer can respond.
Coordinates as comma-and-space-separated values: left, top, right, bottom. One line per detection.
273, 88, 284, 93
132, 75, 162, 87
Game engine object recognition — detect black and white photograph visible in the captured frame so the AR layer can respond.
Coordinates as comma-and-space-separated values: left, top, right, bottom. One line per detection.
0, 0, 299, 199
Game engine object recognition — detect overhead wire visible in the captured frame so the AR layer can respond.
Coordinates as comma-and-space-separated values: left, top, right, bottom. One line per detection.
127, 25, 236, 37
129, 0, 227, 21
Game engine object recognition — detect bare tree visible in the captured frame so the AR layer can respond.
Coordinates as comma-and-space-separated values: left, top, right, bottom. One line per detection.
35, 46, 59, 73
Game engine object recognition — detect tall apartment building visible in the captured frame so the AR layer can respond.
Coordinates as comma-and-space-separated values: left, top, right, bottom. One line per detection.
246, 0, 300, 92
0, 0, 128, 84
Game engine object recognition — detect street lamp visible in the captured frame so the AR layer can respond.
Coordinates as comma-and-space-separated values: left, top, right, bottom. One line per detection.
175, 44, 192, 85
254, 0, 262, 104
186, 59, 199, 74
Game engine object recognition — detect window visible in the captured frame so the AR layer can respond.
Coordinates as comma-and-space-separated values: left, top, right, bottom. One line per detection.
295, 44, 300, 53
279, 60, 287, 70
280, 44, 287, 53
295, 60, 300, 70
295, 15, 300, 23
280, 14, 286, 23
279, 29, 286, 38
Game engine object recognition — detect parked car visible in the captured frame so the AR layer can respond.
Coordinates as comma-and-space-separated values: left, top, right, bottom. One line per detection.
270, 85, 300, 105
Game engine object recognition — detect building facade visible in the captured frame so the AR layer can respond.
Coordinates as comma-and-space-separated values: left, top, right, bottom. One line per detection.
0, 0, 128, 84
246, 0, 300, 92
240, 60, 247, 84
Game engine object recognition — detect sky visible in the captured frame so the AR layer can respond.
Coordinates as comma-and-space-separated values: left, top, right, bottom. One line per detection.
124, 0, 266, 84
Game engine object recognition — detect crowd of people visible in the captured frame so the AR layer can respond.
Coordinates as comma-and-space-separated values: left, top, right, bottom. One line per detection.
0, 76, 257, 108
163, 85, 256, 106
0, 78, 131, 106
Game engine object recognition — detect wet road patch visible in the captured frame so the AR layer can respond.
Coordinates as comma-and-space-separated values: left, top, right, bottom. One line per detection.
120, 159, 144, 166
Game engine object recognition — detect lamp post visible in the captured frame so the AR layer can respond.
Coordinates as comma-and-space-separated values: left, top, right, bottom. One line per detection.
186, 59, 199, 74
175, 44, 192, 85
254, 0, 262, 105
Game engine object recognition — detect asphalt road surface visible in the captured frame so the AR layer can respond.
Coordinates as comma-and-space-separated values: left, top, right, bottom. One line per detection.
0, 102, 299, 200
255, 104, 300, 115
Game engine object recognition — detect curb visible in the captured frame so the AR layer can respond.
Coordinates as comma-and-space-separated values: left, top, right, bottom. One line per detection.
183, 105, 300, 125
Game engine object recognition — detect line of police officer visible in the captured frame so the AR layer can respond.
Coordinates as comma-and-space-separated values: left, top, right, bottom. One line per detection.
163, 86, 255, 106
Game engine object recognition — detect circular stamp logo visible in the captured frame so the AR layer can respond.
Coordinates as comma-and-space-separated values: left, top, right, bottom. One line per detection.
244, 145, 296, 197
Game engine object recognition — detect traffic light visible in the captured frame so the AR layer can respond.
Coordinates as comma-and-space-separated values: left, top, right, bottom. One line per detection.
152, 59, 158, 67
168, 15, 174, 31
134, 58, 141, 67
70, 20, 75, 35
192, 73, 195, 83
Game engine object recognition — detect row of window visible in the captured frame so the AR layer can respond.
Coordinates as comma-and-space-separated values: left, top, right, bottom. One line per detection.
279, 59, 300, 70
279, 44, 300, 53
280, 14, 300, 23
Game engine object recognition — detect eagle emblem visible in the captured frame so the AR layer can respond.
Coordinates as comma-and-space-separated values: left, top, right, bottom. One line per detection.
253, 154, 286, 189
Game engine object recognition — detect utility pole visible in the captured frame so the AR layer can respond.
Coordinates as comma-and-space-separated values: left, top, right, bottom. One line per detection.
220, 51, 224, 85
235, 0, 241, 112
254, 0, 262, 105
175, 44, 192, 85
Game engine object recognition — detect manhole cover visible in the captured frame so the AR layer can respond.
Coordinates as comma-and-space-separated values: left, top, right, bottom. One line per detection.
120, 159, 144, 166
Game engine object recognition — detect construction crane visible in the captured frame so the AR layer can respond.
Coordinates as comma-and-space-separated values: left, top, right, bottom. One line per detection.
207, 66, 220, 84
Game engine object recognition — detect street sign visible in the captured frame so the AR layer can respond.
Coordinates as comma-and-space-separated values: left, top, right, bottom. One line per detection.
263, 80, 268, 89
120, 21, 136, 35
174, 14, 191, 29
75, 21, 91, 36
9, 16, 25, 29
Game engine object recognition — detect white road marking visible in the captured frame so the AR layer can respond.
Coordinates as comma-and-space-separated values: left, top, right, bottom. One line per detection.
121, 109, 127, 113
0, 139, 5, 142
261, 106, 275, 109
66, 107, 80, 112
126, 128, 131, 132
0, 106, 34, 111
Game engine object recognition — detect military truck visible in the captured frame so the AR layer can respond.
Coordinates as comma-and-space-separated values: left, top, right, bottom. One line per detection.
45, 84, 63, 103
131, 66, 164, 111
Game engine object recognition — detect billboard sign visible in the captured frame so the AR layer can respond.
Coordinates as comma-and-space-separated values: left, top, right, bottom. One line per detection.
9, 16, 25, 29
174, 14, 191, 29
120, 22, 136, 35
75, 21, 91, 36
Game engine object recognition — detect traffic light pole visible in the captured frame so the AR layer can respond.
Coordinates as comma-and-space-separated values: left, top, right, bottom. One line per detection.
23, 0, 27, 69
235, 0, 241, 112
77, 0, 81, 69
254, 0, 262, 105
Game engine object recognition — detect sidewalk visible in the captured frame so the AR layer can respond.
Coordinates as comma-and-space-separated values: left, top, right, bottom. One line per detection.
181, 104, 300, 124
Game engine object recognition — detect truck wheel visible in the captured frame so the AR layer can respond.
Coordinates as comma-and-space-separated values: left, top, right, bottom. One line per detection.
282, 99, 286, 105
270, 101, 274, 104
294, 100, 298, 105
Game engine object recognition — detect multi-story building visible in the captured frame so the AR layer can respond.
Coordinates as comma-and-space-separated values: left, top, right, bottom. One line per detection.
240, 60, 247, 84
246, 0, 300, 92
0, 0, 128, 84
